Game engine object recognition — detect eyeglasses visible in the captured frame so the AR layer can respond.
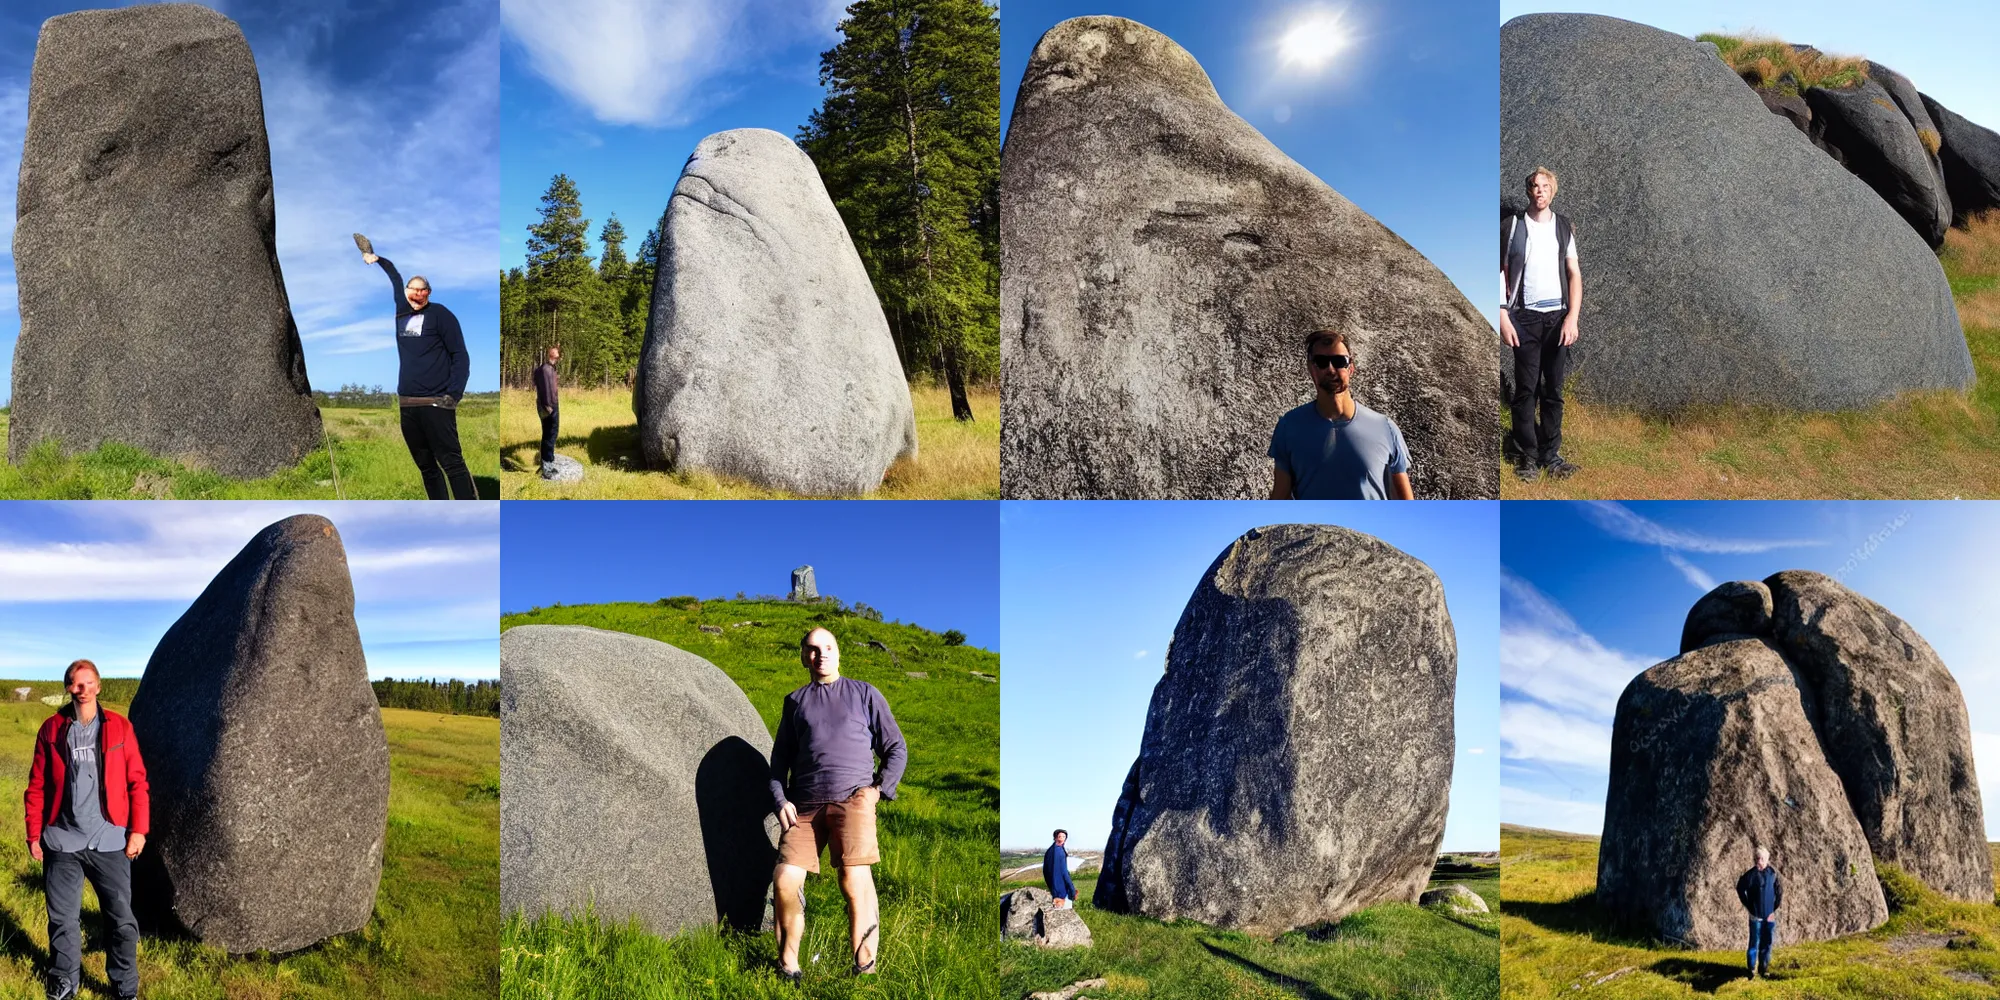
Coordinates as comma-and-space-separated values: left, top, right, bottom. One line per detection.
1309, 353, 1351, 370
407, 286, 430, 293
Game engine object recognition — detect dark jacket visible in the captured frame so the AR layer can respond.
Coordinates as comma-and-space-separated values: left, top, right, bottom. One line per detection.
1043, 842, 1077, 901
1737, 865, 1782, 919
378, 257, 470, 400
1502, 211, 1575, 311
25, 706, 150, 842
533, 362, 559, 413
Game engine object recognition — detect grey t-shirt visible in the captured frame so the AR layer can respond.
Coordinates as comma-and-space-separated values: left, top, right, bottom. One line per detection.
1268, 401, 1411, 499
42, 712, 126, 854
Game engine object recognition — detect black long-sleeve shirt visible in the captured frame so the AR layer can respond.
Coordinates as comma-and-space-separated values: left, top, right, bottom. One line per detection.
532, 362, 558, 412
378, 257, 470, 400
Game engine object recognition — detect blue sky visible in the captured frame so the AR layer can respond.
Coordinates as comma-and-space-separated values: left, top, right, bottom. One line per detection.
0, 0, 499, 405
500, 0, 851, 273
499, 501, 1000, 650
1004, 0, 1497, 325
1501, 501, 2000, 841
1500, 0, 2000, 130
0, 501, 500, 681
1000, 501, 1499, 853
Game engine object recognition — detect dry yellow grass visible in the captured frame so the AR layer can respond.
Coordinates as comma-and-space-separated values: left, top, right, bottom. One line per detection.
1503, 216, 2000, 499
499, 383, 999, 499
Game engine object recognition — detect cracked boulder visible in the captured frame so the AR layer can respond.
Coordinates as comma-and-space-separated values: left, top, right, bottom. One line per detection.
635, 128, 916, 495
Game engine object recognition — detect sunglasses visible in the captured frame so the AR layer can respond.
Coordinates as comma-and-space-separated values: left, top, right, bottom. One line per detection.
1309, 353, 1351, 370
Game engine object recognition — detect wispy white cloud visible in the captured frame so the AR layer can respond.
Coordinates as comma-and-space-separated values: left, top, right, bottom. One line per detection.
1574, 501, 1822, 554
1501, 701, 1611, 769
501, 0, 844, 126
1663, 550, 1718, 592
1500, 570, 1661, 719
1501, 784, 1603, 837
1133, 649, 1148, 659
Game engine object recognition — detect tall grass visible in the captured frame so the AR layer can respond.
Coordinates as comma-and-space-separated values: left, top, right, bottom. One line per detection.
1500, 825, 2000, 998
0, 697, 496, 999
1698, 33, 1869, 94
0, 397, 500, 499
497, 385, 999, 499
1502, 214, 2000, 498
500, 600, 999, 1000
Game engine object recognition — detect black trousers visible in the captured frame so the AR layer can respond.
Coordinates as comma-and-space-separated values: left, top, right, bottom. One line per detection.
45, 848, 138, 996
1509, 307, 1570, 465
539, 408, 559, 466
400, 404, 477, 500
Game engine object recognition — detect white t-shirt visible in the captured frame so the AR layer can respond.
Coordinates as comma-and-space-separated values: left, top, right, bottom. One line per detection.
1517, 214, 1576, 313
402, 313, 426, 337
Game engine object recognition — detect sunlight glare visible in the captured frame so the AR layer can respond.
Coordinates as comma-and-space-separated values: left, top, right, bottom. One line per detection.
1277, 9, 1353, 73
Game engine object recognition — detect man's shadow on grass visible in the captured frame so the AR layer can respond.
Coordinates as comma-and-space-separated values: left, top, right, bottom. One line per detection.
1647, 957, 1743, 993
1198, 940, 1337, 1000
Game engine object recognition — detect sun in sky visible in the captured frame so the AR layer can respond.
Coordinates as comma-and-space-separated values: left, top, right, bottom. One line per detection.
1276, 6, 1355, 73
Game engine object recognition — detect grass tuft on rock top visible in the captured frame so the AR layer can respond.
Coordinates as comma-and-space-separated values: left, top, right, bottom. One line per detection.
1696, 33, 1869, 94
1500, 824, 2000, 999
0, 395, 500, 499
497, 384, 999, 499
999, 863, 1499, 1000
0, 693, 496, 1000
500, 598, 999, 1000
1502, 213, 2000, 498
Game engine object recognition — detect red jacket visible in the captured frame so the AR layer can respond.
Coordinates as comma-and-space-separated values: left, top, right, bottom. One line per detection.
24, 707, 150, 843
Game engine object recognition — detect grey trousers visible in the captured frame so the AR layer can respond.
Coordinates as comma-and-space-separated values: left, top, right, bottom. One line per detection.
45, 849, 138, 996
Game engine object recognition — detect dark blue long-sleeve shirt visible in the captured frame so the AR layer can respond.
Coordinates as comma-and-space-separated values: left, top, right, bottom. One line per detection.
1043, 842, 1076, 901
768, 676, 907, 810
377, 257, 470, 400
1737, 866, 1782, 919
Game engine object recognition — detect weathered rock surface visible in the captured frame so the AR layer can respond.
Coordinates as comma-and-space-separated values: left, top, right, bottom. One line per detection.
1806, 79, 1951, 248
1501, 13, 1969, 411
790, 565, 817, 602
129, 515, 387, 953
539, 454, 583, 483
10, 4, 321, 477
1922, 93, 2000, 227
1420, 884, 1489, 914
1003, 17, 1497, 500
501, 625, 777, 936
1602, 573, 1989, 948
635, 128, 916, 495
1094, 524, 1455, 935
1001, 887, 1093, 948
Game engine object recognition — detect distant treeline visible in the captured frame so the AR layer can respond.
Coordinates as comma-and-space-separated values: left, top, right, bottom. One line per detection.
315, 385, 502, 408
371, 678, 500, 717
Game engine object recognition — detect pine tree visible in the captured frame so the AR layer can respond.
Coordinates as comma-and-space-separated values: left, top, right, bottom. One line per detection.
599, 214, 629, 282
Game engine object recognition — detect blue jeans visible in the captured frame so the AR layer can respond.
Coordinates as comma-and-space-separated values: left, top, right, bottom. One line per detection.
1747, 917, 1776, 969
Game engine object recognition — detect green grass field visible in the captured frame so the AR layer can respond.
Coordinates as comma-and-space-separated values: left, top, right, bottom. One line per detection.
999, 861, 1500, 999
0, 397, 500, 499
500, 598, 999, 1000
498, 384, 999, 499
1501, 825, 2000, 998
0, 684, 497, 1000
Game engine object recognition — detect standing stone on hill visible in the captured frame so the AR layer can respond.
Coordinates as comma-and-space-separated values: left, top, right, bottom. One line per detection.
1762, 571, 1992, 901
1599, 637, 1888, 948
501, 625, 778, 936
1094, 524, 1455, 935
1502, 13, 1969, 411
1806, 79, 1951, 248
790, 565, 817, 602
1002, 17, 1497, 500
9, 4, 321, 477
128, 515, 387, 953
1921, 93, 2000, 227
1001, 887, 1093, 948
635, 128, 916, 496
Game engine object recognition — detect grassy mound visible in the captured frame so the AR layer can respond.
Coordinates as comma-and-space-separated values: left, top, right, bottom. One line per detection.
0, 396, 501, 499
1697, 33, 1869, 95
1000, 863, 1499, 999
500, 598, 999, 999
1501, 824, 2000, 998
1502, 214, 2000, 498
497, 384, 999, 499
0, 696, 496, 999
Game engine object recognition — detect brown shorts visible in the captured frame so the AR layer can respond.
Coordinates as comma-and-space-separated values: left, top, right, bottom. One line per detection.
777, 787, 880, 872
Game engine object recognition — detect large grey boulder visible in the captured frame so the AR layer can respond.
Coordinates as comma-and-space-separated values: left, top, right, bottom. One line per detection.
1501, 14, 1969, 411
1922, 92, 2000, 227
128, 515, 388, 953
9, 4, 321, 477
1806, 79, 1951, 248
1094, 524, 1455, 935
1001, 887, 1093, 948
635, 128, 916, 495
501, 625, 778, 936
1002, 17, 1497, 500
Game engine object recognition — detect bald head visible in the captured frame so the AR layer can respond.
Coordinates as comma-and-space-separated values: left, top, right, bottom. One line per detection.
801, 627, 840, 683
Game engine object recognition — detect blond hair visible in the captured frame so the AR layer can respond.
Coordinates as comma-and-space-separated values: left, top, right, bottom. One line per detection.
1525, 166, 1559, 195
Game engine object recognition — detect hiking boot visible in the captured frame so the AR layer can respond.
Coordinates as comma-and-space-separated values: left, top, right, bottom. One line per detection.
44, 977, 76, 1000
1758, 963, 1770, 978
352, 232, 374, 256
1513, 461, 1540, 483
1544, 456, 1581, 479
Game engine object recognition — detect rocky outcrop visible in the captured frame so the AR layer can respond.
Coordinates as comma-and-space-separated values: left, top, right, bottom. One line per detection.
1922, 93, 2000, 227
1003, 17, 1497, 499
1501, 13, 1968, 412
1001, 887, 1093, 948
501, 625, 778, 936
129, 515, 387, 953
635, 128, 916, 496
1601, 573, 1989, 949
1420, 884, 1490, 915
1806, 78, 1951, 248
9, 4, 321, 477
1094, 524, 1455, 935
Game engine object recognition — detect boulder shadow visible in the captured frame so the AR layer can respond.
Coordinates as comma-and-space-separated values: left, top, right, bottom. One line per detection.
1503, 891, 1619, 938
1197, 939, 1334, 1000
1646, 957, 1743, 993
584, 425, 642, 468
474, 475, 500, 499
696, 736, 779, 933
